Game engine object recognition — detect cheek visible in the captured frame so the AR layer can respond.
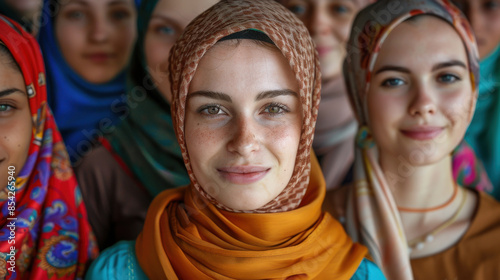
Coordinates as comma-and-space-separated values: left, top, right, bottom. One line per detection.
185, 122, 224, 166
55, 24, 81, 55
367, 95, 403, 143
266, 119, 302, 169
441, 93, 474, 129
336, 20, 353, 44
0, 114, 32, 169
145, 40, 171, 80
115, 21, 137, 47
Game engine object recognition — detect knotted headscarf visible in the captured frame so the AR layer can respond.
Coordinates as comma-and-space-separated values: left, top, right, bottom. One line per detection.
343, 0, 479, 279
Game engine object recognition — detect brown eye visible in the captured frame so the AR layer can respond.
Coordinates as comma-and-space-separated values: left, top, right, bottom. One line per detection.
263, 103, 289, 115
207, 106, 221, 114
268, 105, 281, 114
199, 105, 225, 116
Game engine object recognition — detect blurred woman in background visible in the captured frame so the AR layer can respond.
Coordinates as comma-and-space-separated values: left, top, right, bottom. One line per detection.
37, 0, 138, 163
277, 0, 372, 190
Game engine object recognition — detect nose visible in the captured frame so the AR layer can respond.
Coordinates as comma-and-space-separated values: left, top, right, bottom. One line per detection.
309, 7, 331, 37
88, 15, 110, 43
408, 84, 436, 117
226, 117, 260, 156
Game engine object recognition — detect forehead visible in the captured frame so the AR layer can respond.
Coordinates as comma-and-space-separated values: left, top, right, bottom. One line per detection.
189, 39, 297, 93
375, 16, 466, 65
152, 0, 216, 20
198, 40, 284, 71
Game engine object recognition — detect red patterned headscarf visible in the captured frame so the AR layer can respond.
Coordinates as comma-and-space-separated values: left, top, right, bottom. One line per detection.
169, 0, 321, 213
0, 16, 97, 279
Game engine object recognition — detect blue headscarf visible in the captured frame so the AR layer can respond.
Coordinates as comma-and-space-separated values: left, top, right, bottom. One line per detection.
38, 0, 140, 163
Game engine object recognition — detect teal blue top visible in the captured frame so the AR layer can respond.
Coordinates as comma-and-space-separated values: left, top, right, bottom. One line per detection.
465, 45, 500, 199
85, 240, 386, 280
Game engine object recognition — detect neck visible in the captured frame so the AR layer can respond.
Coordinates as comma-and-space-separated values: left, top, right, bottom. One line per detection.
379, 153, 455, 209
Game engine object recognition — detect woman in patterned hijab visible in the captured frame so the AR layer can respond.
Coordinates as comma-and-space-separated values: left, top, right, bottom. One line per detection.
0, 15, 97, 279
85, 0, 387, 279
341, 0, 500, 279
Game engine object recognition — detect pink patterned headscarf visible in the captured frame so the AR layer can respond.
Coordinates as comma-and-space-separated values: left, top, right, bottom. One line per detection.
169, 0, 321, 213
343, 0, 479, 279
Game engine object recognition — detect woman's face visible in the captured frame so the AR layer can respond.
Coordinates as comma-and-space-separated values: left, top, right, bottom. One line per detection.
367, 16, 473, 168
144, 0, 217, 103
0, 55, 32, 188
185, 40, 302, 211
55, 0, 137, 84
279, 0, 363, 81
455, 0, 500, 58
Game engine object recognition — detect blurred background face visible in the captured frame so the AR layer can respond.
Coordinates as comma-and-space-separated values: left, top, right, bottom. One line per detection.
55, 0, 137, 84
455, 0, 500, 58
279, 0, 364, 81
144, 0, 218, 103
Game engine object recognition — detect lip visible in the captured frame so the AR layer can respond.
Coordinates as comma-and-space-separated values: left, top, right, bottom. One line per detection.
400, 126, 444, 140
316, 46, 333, 56
217, 166, 270, 185
84, 52, 113, 63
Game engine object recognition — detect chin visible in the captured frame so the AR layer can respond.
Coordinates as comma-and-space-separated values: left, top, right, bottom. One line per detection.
83, 71, 119, 85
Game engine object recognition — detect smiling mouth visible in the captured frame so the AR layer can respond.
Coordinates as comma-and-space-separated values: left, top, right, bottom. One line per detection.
401, 127, 444, 140
217, 166, 270, 185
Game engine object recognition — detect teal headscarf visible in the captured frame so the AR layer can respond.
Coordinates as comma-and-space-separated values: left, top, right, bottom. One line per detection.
465, 45, 500, 199
104, 0, 190, 196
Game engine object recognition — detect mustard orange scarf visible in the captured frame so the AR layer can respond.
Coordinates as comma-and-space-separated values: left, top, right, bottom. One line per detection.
136, 155, 367, 279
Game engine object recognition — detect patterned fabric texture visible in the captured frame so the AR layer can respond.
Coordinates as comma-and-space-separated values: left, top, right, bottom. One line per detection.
0, 16, 97, 279
342, 0, 479, 279
169, 0, 321, 213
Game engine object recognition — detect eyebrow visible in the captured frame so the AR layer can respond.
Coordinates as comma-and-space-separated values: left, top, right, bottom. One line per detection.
188, 91, 232, 102
188, 89, 298, 102
374, 65, 410, 74
375, 60, 468, 75
0, 88, 25, 98
255, 89, 298, 101
431, 60, 467, 71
